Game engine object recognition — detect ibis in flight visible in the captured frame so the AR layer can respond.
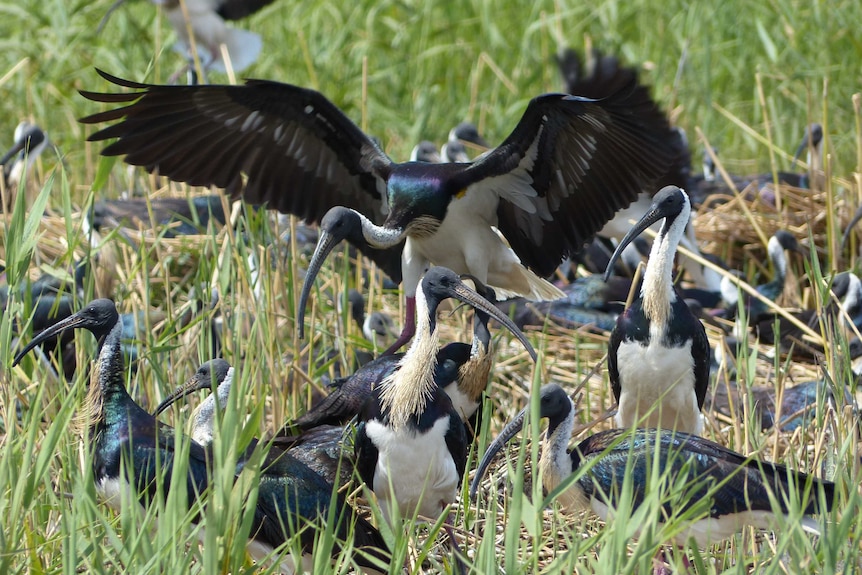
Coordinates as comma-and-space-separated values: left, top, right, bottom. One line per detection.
471, 384, 836, 550
354, 267, 536, 565
13, 300, 389, 573
79, 67, 677, 353
603, 186, 710, 434
153, 0, 277, 81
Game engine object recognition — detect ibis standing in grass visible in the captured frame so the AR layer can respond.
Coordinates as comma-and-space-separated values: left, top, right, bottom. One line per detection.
471, 384, 836, 550
603, 186, 710, 434
1, 122, 49, 210
79, 68, 677, 354
13, 300, 389, 573
354, 267, 536, 565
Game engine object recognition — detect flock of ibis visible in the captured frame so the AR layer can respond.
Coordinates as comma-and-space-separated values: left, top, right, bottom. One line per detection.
3, 4, 858, 574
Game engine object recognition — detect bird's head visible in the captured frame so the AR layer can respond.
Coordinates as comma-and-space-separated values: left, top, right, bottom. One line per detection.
13, 298, 119, 366
153, 358, 232, 417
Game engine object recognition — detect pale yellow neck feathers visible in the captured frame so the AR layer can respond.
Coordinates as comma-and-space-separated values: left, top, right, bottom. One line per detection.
380, 292, 439, 429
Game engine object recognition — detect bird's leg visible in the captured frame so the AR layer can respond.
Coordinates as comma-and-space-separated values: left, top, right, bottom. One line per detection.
382, 296, 416, 355
443, 515, 467, 575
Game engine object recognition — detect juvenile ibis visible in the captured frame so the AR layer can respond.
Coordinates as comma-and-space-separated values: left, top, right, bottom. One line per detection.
354, 267, 536, 563
603, 186, 710, 434
13, 299, 389, 573
79, 68, 677, 354
345, 288, 397, 349
1, 122, 49, 210
156, 358, 360, 488
470, 384, 836, 548
153, 357, 233, 444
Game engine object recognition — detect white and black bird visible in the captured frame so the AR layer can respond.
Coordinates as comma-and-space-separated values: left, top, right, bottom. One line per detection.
13, 300, 389, 573
604, 186, 710, 434
354, 267, 536, 565
1, 122, 49, 210
471, 384, 836, 548
79, 68, 677, 354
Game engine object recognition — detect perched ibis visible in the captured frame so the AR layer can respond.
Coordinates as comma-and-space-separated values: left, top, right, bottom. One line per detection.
471, 384, 836, 548
604, 186, 710, 434
13, 299, 389, 573
79, 68, 677, 354
354, 267, 536, 564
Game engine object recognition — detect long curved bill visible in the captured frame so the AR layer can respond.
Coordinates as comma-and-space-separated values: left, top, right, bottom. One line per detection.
153, 372, 210, 417
12, 311, 89, 366
469, 403, 529, 498
297, 227, 346, 340
602, 203, 664, 283
0, 139, 26, 166
443, 273, 537, 362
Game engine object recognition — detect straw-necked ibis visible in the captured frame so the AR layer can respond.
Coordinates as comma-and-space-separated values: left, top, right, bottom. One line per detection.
79, 68, 676, 355
354, 267, 536, 565
13, 300, 388, 573
604, 186, 710, 434
471, 384, 836, 548
1, 122, 49, 210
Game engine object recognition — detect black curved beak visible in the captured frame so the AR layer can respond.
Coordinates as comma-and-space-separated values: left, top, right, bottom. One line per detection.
443, 276, 537, 362
12, 311, 88, 366
0, 139, 25, 166
602, 205, 664, 283
153, 372, 210, 417
469, 404, 529, 498
297, 227, 346, 339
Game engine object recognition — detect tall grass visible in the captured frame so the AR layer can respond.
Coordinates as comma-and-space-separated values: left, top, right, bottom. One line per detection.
0, 0, 860, 573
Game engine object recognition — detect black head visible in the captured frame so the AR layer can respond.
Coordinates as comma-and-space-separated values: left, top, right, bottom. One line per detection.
347, 289, 366, 324
770, 230, 803, 254
411, 141, 442, 163
537, 383, 574, 423
419, 267, 537, 362
555, 47, 583, 91
319, 206, 363, 244
469, 383, 574, 498
1, 122, 47, 166
153, 358, 232, 416
12, 298, 119, 366
442, 140, 470, 163
603, 185, 689, 282
449, 122, 488, 148
793, 123, 824, 163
